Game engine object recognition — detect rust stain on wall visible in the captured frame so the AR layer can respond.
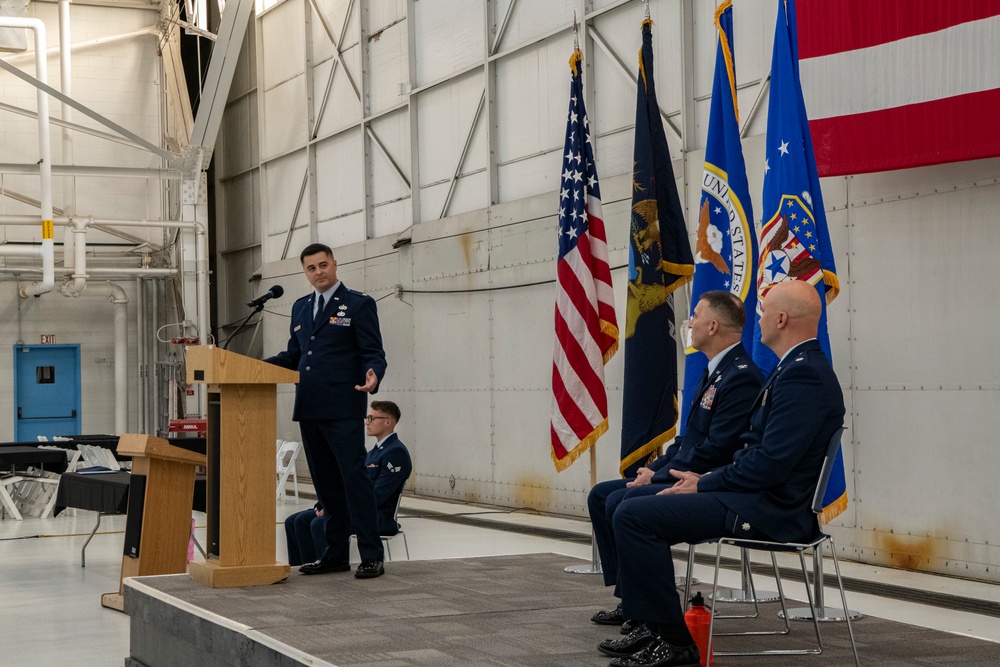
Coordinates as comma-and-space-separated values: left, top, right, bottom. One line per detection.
873, 532, 940, 572
514, 477, 552, 510
460, 233, 473, 269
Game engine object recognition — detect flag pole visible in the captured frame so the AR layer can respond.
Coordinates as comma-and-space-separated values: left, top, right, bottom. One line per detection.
562, 11, 602, 575
565, 439, 603, 574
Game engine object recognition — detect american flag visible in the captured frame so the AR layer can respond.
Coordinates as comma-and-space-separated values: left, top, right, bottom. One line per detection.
550, 50, 619, 472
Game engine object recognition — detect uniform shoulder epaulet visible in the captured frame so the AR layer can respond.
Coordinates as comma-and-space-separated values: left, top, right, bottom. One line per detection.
348, 288, 370, 298
294, 294, 311, 304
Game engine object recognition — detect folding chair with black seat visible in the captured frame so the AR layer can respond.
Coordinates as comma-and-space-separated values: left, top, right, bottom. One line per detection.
381, 493, 409, 561
682, 426, 861, 666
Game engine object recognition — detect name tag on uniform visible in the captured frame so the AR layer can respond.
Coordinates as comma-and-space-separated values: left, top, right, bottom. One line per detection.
293, 325, 301, 332
330, 316, 352, 326
700, 384, 717, 409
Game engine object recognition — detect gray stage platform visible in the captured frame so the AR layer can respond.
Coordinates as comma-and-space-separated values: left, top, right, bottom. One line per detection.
123, 553, 1000, 667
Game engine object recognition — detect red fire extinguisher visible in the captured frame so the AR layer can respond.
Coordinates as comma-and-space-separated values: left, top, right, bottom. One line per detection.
684, 591, 714, 666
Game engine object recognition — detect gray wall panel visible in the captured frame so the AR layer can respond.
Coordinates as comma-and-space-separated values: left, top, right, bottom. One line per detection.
413, 292, 491, 389
849, 185, 1000, 388
413, 0, 483, 85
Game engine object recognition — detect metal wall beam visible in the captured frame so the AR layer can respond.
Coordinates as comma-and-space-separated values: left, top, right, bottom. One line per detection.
308, 0, 361, 102
0, 57, 177, 160
439, 90, 485, 219
366, 125, 411, 190
304, 0, 319, 243
189, 0, 256, 163
0, 103, 149, 151
0, 163, 182, 179
406, 0, 421, 225
360, 0, 373, 238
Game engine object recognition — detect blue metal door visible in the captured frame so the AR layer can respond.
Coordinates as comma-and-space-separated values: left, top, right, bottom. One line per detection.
14, 344, 82, 440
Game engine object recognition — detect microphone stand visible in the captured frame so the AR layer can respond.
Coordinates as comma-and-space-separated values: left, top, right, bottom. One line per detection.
221, 304, 263, 350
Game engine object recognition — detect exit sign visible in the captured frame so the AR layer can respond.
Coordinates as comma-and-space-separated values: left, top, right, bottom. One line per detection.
40, 334, 56, 344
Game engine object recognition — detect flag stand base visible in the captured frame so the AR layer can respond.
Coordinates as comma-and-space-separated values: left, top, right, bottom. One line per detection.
566, 530, 603, 575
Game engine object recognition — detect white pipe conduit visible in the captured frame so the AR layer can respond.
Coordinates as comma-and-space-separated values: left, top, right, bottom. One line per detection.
110, 282, 128, 434
0, 215, 199, 229
136, 277, 145, 433
59, 0, 75, 224
0, 266, 179, 277
68, 218, 88, 294
0, 18, 55, 298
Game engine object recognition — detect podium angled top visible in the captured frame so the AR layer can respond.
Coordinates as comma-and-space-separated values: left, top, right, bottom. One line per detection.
117, 434, 207, 466
185, 346, 299, 385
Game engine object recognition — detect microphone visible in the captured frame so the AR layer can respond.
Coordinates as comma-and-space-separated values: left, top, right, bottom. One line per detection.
247, 285, 283, 308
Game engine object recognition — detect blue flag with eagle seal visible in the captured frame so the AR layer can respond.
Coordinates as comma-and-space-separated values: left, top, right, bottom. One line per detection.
681, 0, 757, 430
755, 0, 846, 523
621, 17, 694, 478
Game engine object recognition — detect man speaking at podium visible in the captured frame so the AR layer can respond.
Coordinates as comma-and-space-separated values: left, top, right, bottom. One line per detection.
266, 243, 388, 579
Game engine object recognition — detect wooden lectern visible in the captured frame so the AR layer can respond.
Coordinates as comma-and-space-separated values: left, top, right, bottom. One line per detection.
102, 434, 207, 611
185, 345, 299, 588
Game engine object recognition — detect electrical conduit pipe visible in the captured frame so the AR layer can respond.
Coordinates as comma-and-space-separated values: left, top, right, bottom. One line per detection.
0, 18, 55, 297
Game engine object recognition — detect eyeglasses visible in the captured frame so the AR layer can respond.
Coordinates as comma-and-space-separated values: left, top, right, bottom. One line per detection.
364, 415, 389, 423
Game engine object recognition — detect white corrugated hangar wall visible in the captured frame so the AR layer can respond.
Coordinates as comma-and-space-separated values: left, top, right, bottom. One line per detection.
213, 0, 1000, 583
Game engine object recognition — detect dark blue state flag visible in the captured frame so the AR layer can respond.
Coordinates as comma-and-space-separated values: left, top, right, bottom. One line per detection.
681, 0, 757, 430
755, 0, 845, 522
621, 18, 694, 477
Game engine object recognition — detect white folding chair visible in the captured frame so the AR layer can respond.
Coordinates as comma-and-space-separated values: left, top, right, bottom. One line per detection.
382, 493, 410, 561
276, 440, 302, 502
350, 493, 410, 561
1, 474, 25, 520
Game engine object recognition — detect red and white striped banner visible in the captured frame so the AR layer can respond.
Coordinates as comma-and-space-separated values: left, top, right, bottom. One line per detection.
798, 0, 1000, 176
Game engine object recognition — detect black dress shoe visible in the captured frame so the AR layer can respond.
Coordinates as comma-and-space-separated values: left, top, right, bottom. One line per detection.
608, 638, 700, 667
597, 624, 654, 657
621, 618, 641, 635
354, 560, 385, 578
592, 602, 625, 625
298, 558, 351, 575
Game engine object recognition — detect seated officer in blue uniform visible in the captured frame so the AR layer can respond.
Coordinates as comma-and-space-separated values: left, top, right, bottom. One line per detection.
284, 502, 328, 567
363, 401, 412, 536
588, 291, 763, 629
285, 400, 411, 567
603, 281, 846, 667
266, 243, 388, 579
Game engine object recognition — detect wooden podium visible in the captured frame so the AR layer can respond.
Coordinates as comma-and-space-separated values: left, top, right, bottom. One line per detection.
102, 434, 207, 611
185, 345, 299, 588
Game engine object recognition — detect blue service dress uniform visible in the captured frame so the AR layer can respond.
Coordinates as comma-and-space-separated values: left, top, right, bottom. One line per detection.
587, 343, 763, 593
366, 433, 412, 535
614, 339, 845, 628
266, 283, 388, 563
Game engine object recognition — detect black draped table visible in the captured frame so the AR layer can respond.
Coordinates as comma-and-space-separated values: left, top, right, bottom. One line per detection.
54, 471, 131, 515
53, 471, 131, 566
54, 471, 206, 566
0, 445, 70, 474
